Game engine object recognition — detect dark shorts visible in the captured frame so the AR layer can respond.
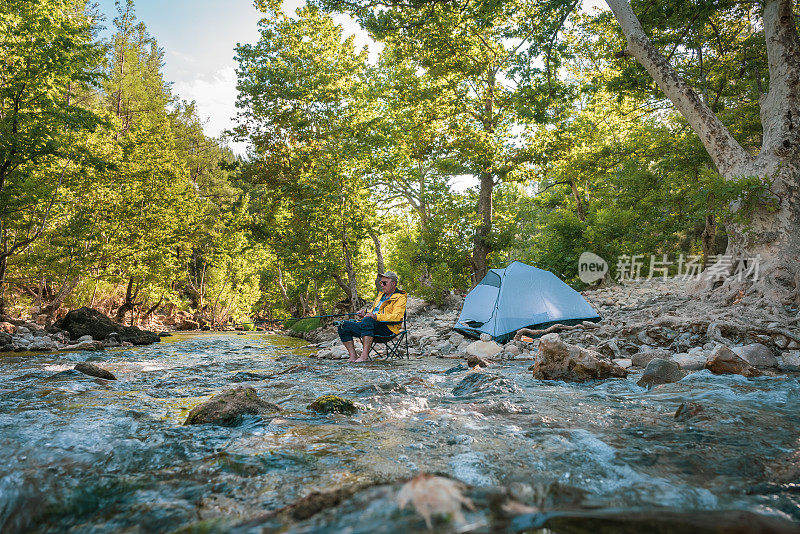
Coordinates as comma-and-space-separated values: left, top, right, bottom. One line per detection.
337, 316, 394, 342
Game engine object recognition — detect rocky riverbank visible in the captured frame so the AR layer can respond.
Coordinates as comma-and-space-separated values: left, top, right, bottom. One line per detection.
0, 307, 162, 353
306, 277, 800, 377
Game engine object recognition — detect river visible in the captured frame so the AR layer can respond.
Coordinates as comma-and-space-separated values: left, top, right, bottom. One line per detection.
1, 332, 798, 532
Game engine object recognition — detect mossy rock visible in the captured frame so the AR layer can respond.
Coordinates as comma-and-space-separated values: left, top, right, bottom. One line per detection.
308, 395, 357, 415
184, 387, 281, 426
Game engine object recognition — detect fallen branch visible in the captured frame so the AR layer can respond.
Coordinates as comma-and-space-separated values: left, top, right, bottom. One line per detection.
514, 322, 600, 341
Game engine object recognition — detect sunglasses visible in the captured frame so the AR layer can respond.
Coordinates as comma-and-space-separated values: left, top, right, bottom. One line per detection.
380, 280, 393, 285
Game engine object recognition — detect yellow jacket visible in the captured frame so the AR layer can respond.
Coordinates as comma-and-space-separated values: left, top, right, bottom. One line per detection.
371, 290, 407, 334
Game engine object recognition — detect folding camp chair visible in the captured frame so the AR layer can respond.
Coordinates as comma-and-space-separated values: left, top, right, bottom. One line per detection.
369, 312, 409, 360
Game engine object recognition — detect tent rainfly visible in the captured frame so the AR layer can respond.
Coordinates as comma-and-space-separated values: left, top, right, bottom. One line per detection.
454, 261, 600, 342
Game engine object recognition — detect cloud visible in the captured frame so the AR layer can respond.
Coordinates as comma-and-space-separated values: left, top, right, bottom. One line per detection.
173, 66, 249, 155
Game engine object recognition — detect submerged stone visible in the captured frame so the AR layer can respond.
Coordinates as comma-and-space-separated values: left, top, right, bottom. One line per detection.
184, 387, 281, 426
637, 358, 686, 389
674, 402, 705, 422
451, 372, 517, 396
308, 395, 357, 415
74, 362, 116, 380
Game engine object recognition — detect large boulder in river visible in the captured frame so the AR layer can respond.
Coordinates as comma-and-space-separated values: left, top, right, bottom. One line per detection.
185, 387, 281, 426
705, 345, 762, 377
308, 395, 357, 415
53, 307, 160, 345
532, 333, 627, 382
637, 359, 686, 389
74, 362, 116, 380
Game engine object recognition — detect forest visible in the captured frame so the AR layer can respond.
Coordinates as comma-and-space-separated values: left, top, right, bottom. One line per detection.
2, 0, 798, 327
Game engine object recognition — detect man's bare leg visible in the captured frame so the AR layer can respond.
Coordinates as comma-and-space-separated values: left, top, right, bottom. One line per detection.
344, 340, 358, 362
355, 336, 373, 362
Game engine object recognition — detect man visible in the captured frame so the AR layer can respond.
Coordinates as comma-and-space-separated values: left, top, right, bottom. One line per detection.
337, 271, 407, 363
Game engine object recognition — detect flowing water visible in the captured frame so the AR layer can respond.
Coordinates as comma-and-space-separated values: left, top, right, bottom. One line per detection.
1, 332, 798, 533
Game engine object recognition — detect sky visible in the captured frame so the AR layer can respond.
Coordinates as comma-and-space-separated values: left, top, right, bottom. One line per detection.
94, 0, 372, 156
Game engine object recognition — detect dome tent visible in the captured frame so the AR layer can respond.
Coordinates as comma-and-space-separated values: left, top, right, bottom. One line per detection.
454, 261, 600, 342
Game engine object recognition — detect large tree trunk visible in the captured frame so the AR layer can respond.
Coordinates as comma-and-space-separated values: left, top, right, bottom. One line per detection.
606, 0, 800, 304
341, 231, 361, 311
471, 171, 494, 286
116, 277, 138, 324
570, 178, 586, 222
39, 275, 80, 318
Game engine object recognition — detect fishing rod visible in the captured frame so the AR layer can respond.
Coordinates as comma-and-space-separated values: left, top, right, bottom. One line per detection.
231, 312, 360, 327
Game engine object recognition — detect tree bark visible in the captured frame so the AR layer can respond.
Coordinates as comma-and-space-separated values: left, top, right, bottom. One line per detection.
116, 277, 138, 324
471, 72, 498, 287
606, 0, 800, 304
470, 171, 494, 286
368, 228, 385, 292
39, 275, 80, 318
701, 192, 717, 268
570, 178, 586, 222
605, 0, 750, 177
276, 263, 292, 310
341, 231, 361, 311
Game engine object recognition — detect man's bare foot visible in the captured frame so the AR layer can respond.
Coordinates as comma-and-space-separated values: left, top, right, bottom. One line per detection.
354, 355, 370, 363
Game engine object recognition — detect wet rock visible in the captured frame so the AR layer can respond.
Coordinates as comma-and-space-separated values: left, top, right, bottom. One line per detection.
54, 307, 160, 345
308, 395, 357, 415
347, 381, 404, 395
705, 345, 762, 377
465, 337, 502, 359
674, 401, 705, 422
637, 359, 686, 388
452, 372, 518, 396
779, 351, 800, 371
504, 344, 520, 357
0, 332, 11, 346
532, 333, 627, 382
444, 364, 468, 374
631, 349, 671, 367
74, 362, 116, 380
397, 474, 473, 528
522, 509, 800, 534
184, 387, 281, 426
466, 355, 490, 368
671, 352, 706, 371
732, 343, 778, 368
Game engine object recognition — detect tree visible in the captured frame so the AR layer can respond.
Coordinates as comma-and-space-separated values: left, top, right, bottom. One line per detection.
605, 0, 799, 304
0, 0, 106, 314
234, 6, 377, 311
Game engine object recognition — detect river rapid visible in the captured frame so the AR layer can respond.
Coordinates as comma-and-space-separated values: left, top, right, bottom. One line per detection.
1, 332, 798, 532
